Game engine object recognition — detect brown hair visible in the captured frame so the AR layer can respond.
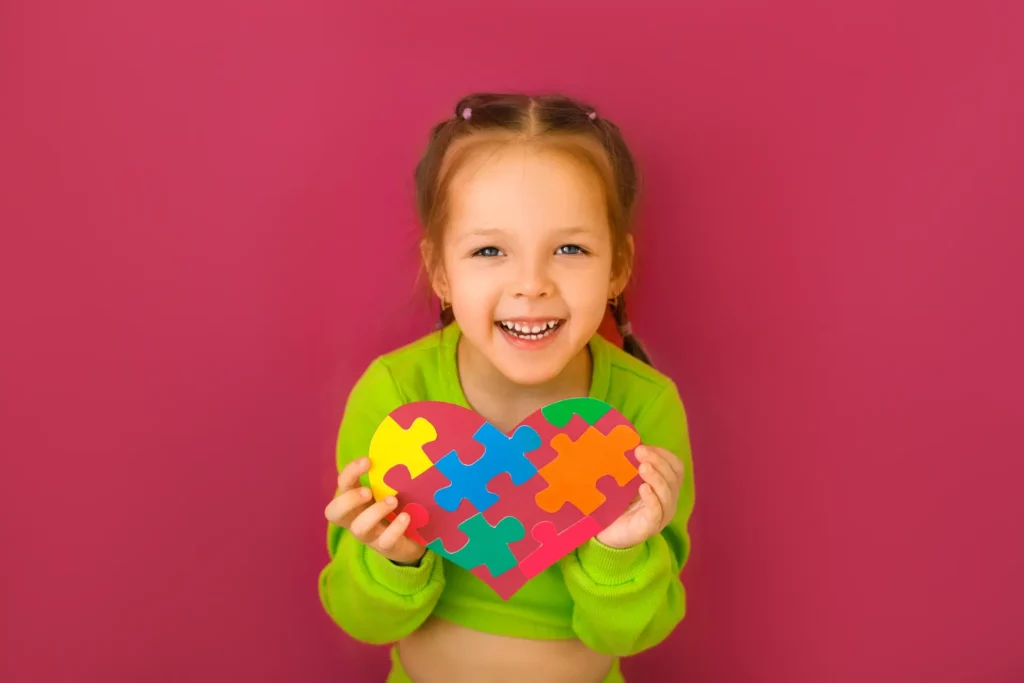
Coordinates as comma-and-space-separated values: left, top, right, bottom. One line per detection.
414, 92, 652, 365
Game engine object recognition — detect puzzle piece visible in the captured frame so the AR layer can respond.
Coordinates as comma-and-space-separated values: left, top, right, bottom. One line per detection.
368, 416, 437, 500
519, 517, 603, 578
593, 408, 639, 437
383, 463, 476, 548
426, 513, 526, 577
519, 412, 591, 471
433, 423, 541, 513
535, 425, 641, 515
385, 502, 429, 545
471, 565, 529, 601
482, 471, 585, 560
588, 472, 643, 529
541, 397, 613, 428
388, 401, 487, 465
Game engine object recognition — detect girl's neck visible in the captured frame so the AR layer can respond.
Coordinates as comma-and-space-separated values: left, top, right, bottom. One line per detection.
457, 339, 592, 433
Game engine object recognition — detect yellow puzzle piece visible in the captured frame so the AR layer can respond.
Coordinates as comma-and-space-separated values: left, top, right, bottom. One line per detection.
368, 416, 437, 500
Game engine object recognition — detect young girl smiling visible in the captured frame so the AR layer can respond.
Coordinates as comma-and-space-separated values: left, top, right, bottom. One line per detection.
320, 92, 695, 683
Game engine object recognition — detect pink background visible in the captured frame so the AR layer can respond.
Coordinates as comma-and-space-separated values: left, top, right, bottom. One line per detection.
2, 1, 1022, 681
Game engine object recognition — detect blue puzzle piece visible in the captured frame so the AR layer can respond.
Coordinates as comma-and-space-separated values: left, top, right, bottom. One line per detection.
433, 423, 541, 513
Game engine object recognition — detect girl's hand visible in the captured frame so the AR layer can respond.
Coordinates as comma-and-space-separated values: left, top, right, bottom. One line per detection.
595, 446, 684, 550
324, 457, 427, 566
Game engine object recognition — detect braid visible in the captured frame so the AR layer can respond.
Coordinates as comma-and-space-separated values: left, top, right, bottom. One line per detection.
610, 294, 652, 366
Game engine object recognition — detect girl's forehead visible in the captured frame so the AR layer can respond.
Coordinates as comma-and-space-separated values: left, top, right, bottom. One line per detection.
447, 145, 607, 234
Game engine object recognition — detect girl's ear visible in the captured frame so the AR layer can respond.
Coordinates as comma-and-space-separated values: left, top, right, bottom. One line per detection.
609, 234, 635, 298
420, 238, 449, 300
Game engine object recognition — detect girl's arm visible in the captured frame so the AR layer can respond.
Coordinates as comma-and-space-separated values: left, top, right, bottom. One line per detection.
559, 382, 696, 656
317, 360, 445, 645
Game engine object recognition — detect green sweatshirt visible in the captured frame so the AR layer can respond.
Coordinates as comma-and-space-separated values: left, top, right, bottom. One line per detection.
318, 323, 695, 657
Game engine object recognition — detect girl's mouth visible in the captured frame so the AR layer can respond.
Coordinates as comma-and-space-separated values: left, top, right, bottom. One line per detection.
495, 319, 564, 341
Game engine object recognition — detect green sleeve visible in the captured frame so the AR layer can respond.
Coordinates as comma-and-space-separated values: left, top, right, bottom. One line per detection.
317, 359, 446, 645
559, 382, 696, 656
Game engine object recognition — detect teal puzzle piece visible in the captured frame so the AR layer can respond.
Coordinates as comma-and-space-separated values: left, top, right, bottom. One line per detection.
426, 513, 526, 577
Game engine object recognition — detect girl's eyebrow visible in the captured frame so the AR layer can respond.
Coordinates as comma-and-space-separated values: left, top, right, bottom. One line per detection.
552, 225, 594, 236
459, 225, 594, 240
460, 227, 505, 239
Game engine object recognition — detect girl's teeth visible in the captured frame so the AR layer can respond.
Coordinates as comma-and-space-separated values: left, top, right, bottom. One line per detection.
498, 320, 561, 340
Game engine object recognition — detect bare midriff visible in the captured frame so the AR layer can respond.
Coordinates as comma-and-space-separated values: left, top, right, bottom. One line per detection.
397, 616, 615, 683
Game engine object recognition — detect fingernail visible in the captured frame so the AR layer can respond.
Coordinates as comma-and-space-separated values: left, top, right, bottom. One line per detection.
639, 463, 650, 475
360, 488, 370, 499
385, 496, 397, 506
361, 458, 371, 468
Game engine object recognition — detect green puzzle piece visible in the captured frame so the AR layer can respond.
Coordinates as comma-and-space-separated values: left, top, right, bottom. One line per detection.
426, 514, 525, 577
541, 397, 613, 428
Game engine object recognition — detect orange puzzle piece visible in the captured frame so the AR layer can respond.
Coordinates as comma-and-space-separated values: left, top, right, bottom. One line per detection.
535, 425, 641, 515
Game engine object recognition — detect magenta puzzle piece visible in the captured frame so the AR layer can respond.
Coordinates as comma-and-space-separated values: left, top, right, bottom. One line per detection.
519, 517, 604, 579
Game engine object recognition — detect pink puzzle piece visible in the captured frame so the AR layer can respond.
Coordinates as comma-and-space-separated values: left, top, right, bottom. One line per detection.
383, 462, 477, 550
593, 409, 637, 435
481, 471, 585, 561
386, 502, 429, 545
587, 469, 644, 530
519, 517, 603, 579
471, 565, 529, 601
388, 401, 486, 465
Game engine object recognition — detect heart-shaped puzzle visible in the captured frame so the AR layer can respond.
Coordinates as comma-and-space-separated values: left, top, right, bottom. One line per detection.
367, 398, 643, 600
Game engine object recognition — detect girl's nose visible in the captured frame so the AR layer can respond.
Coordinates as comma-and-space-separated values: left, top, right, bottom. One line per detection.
513, 261, 554, 299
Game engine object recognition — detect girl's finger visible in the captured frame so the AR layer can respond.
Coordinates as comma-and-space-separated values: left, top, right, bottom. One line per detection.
337, 457, 371, 492
375, 511, 411, 551
666, 449, 685, 481
349, 497, 398, 541
655, 446, 685, 481
638, 482, 663, 529
324, 487, 372, 525
623, 493, 643, 515
640, 449, 678, 489
639, 446, 684, 483
644, 467, 674, 521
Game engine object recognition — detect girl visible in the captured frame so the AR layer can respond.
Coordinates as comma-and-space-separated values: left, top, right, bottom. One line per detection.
319, 93, 695, 683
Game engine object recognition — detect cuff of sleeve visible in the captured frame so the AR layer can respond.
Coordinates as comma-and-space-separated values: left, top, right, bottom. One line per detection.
363, 547, 436, 596
575, 538, 652, 585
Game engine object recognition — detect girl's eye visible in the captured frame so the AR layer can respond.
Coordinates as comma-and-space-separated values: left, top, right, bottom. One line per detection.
473, 246, 503, 257
556, 244, 587, 255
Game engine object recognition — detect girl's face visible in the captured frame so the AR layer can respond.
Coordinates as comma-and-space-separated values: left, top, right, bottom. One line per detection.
433, 143, 626, 387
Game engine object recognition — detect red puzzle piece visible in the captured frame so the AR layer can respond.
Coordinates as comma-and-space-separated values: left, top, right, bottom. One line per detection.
385, 502, 429, 545
593, 408, 637, 435
481, 471, 585, 561
471, 565, 529, 601
586, 460, 645, 529
388, 401, 485, 465
520, 517, 603, 579
382, 462, 476, 550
